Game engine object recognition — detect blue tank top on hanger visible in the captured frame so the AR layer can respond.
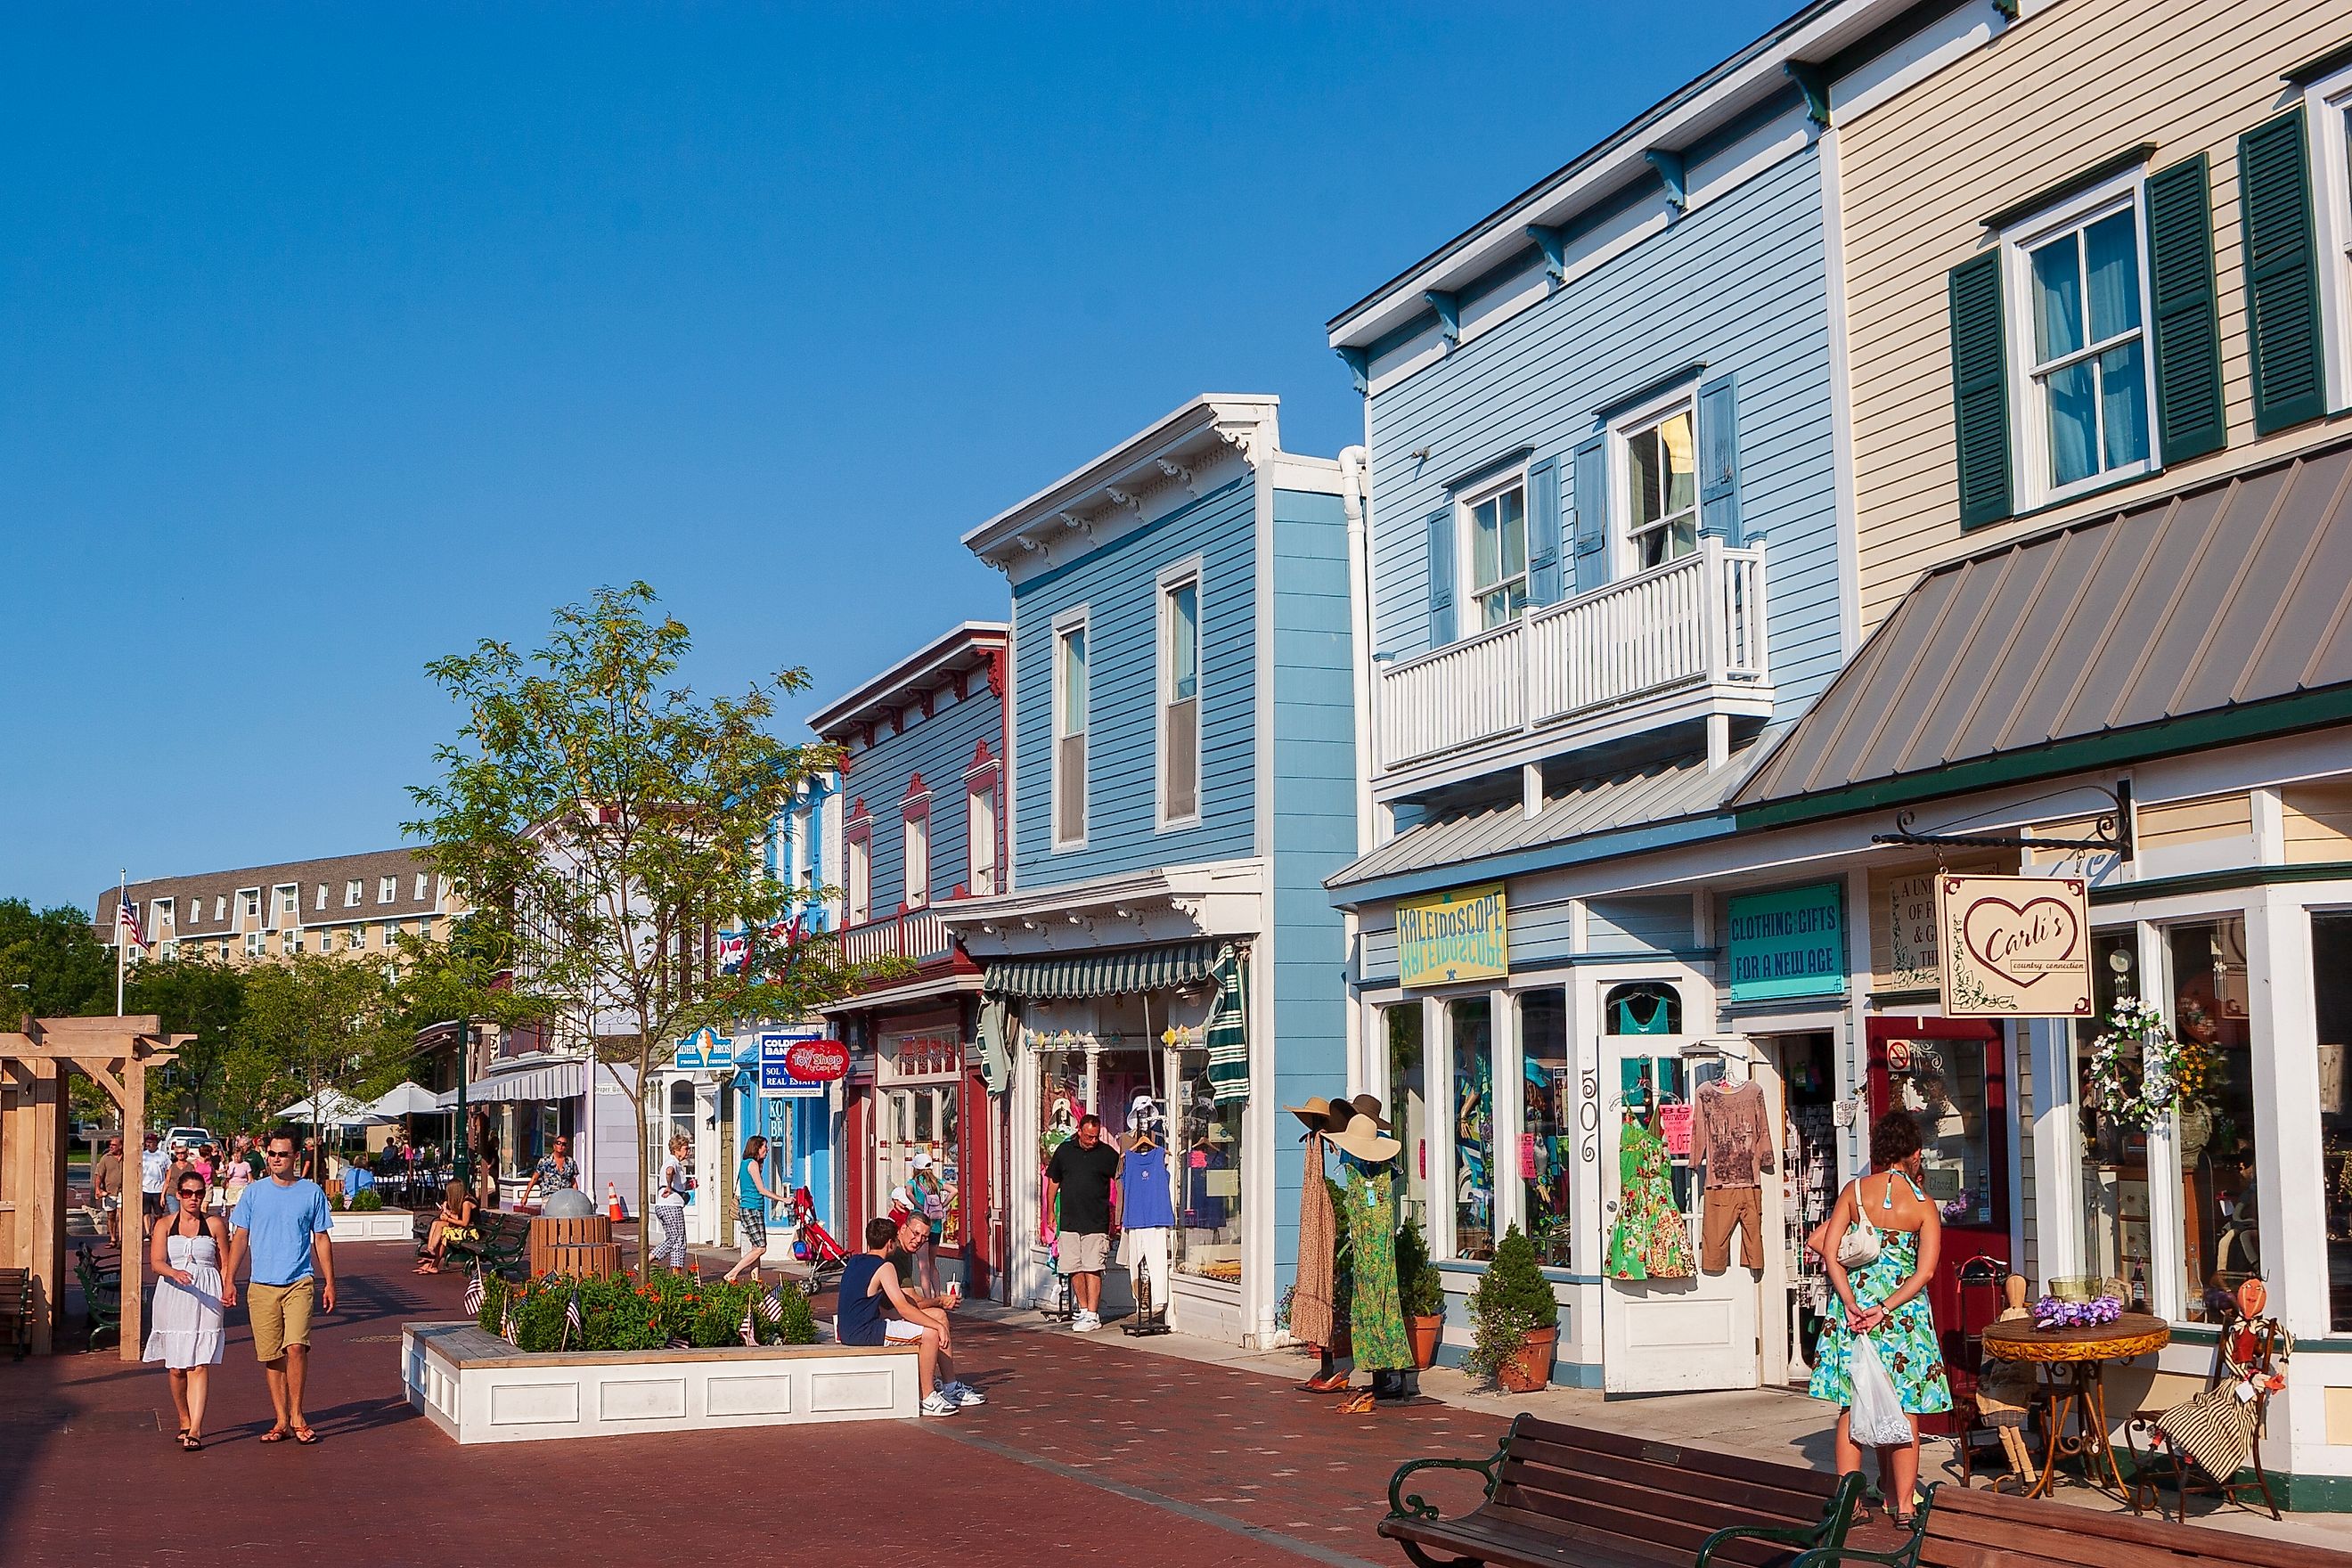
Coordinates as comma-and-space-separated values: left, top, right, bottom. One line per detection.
1121, 1146, 1176, 1229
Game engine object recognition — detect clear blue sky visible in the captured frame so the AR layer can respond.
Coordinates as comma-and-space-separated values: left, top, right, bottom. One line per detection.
4, 1, 1789, 912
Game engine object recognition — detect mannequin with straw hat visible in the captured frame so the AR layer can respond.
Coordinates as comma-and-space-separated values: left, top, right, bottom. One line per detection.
1283, 1095, 1410, 1408
1283, 1098, 1344, 1389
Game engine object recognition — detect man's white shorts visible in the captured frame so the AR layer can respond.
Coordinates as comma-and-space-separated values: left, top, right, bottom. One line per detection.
885, 1319, 926, 1343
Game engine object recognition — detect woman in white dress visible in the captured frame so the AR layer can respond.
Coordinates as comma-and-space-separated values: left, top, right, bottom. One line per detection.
145, 1170, 233, 1450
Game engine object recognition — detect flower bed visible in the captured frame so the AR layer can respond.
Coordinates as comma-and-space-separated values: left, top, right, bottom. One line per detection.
475, 1270, 818, 1352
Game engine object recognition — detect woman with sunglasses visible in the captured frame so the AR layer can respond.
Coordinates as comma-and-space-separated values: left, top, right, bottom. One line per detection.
144, 1172, 233, 1450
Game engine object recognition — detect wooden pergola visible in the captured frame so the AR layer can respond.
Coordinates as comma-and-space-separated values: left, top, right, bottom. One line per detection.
1, 1015, 186, 1358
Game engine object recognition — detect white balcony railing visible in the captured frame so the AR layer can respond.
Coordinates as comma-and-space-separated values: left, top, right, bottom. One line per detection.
1377, 537, 1768, 773
840, 906, 952, 968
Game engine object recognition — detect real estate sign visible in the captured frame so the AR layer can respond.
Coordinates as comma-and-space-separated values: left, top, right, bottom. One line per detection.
1936, 874, 2093, 1017
1397, 881, 1507, 990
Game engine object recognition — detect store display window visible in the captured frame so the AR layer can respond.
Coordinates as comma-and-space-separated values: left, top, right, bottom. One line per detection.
2313, 912, 2352, 1333
1884, 1037, 1994, 1229
1386, 1004, 1431, 1233
2074, 928, 2152, 1306
1520, 989, 1572, 1268
1173, 1049, 1241, 1281
2164, 919, 2252, 1323
1450, 998, 1495, 1261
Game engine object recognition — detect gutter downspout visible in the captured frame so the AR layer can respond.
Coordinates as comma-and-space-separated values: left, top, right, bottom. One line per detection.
1340, 444, 1372, 1096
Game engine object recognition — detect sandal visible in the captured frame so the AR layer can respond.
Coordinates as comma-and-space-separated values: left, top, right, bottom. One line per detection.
291, 1426, 321, 1445
179, 1433, 203, 1452
1335, 1391, 1376, 1414
258, 1427, 290, 1444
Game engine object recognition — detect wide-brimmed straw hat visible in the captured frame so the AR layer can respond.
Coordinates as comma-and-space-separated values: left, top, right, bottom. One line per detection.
1283, 1096, 1340, 1132
1324, 1103, 1401, 1164
1344, 1093, 1392, 1132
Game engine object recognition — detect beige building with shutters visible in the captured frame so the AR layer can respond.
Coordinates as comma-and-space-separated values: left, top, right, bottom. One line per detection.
99, 848, 467, 972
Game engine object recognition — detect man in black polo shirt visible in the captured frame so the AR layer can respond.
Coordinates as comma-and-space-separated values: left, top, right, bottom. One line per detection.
1043, 1115, 1119, 1331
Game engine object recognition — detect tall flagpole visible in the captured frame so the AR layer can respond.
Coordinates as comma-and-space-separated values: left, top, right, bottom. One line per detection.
116, 869, 127, 1016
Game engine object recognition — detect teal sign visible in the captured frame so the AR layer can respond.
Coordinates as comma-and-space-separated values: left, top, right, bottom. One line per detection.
1727, 883, 1846, 1002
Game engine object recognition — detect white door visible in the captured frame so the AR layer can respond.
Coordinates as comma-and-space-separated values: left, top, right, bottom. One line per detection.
1600, 1028, 1764, 1394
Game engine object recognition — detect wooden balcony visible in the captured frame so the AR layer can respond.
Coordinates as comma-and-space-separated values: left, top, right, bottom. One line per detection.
839, 905, 953, 968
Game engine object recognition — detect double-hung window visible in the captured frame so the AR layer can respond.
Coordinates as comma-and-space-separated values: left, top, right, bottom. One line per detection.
967, 779, 998, 895
1159, 571, 1201, 826
1465, 480, 1528, 629
845, 815, 872, 927
1053, 614, 1088, 848
1623, 399, 1698, 569
2005, 180, 2154, 503
345, 878, 364, 908
380, 876, 396, 903
2307, 64, 2352, 412
903, 795, 930, 909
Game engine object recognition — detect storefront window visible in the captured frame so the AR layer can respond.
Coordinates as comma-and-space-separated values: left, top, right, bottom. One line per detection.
1386, 1004, 1431, 1232
2167, 919, 2252, 1323
1174, 1049, 1242, 1280
2314, 913, 2352, 1333
1884, 1036, 1994, 1229
1521, 989, 1572, 1268
2075, 928, 2151, 1305
1450, 998, 1494, 1260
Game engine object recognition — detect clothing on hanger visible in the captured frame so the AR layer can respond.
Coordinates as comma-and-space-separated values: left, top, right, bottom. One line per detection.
1605, 1120, 1693, 1280
1693, 1079, 1776, 1189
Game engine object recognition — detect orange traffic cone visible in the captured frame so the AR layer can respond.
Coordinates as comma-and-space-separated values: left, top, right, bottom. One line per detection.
606, 1181, 626, 1221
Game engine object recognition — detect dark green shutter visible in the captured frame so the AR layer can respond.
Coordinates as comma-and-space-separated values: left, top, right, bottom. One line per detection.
1526, 456, 1563, 605
1424, 508, 1456, 648
1948, 251, 2012, 529
2145, 153, 2226, 462
1697, 372, 1741, 542
2239, 107, 2326, 435
1569, 435, 1610, 593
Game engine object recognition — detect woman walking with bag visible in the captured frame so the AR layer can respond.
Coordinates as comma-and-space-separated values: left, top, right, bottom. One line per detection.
723, 1135, 783, 1285
1809, 1112, 1949, 1525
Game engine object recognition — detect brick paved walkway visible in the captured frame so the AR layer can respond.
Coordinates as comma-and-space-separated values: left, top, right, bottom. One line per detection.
0, 1238, 1504, 1567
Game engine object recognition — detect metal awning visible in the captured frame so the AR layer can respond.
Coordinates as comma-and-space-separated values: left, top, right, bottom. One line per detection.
434, 1057, 585, 1109
983, 941, 1221, 1000
1737, 435, 2352, 821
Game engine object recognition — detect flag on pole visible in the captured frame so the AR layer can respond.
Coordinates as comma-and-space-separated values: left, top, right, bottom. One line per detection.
116, 894, 145, 949
463, 1269, 486, 1317
759, 1286, 784, 1326
739, 1302, 759, 1346
561, 1289, 584, 1351
499, 1295, 519, 1344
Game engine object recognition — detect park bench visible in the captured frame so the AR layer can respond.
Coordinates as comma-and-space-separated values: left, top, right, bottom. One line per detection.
1381, 1416, 1864, 1567
72, 1248, 120, 1350
429, 1210, 530, 1280
0, 1268, 32, 1360
1785, 1480, 2352, 1568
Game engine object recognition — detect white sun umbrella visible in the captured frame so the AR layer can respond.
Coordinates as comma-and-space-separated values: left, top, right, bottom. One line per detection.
274, 1090, 393, 1129
367, 1081, 444, 1118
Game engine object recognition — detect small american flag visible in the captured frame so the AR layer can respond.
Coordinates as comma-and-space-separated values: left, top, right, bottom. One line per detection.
738, 1303, 759, 1347
759, 1286, 784, 1326
463, 1269, 486, 1317
117, 896, 145, 948
499, 1297, 519, 1344
666, 1336, 690, 1350
561, 1289, 584, 1350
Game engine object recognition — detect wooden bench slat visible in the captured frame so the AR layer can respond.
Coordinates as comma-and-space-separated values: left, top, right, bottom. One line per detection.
1512, 1416, 1842, 1499
1486, 1478, 1803, 1567
1921, 1484, 2349, 1568
1384, 1515, 1651, 1568
1502, 1437, 1837, 1524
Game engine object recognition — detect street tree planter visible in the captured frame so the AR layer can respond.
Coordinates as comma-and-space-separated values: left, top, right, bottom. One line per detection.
1408, 1314, 1445, 1371
1397, 1217, 1446, 1371
1497, 1326, 1559, 1393
1465, 1224, 1561, 1394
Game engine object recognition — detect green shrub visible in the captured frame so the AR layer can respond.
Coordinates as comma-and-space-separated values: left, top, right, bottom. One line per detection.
351, 1188, 385, 1212
477, 1270, 816, 1353
1466, 1224, 1557, 1378
1395, 1216, 1446, 1318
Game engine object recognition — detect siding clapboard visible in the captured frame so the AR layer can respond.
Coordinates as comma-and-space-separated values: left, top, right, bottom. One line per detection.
844, 682, 1002, 912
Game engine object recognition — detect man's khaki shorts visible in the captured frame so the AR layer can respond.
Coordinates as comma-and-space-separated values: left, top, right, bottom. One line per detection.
248, 1278, 316, 1361
1059, 1230, 1111, 1273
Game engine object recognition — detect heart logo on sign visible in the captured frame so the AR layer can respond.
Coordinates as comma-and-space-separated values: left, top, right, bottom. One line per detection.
1961, 896, 2081, 988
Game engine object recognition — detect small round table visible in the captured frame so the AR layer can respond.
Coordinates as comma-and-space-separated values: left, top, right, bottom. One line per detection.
1980, 1311, 2169, 1504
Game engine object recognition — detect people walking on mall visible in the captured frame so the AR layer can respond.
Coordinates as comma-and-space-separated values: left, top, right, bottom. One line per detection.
92, 1136, 125, 1245
139, 1132, 169, 1223
654, 1133, 694, 1273
1809, 1112, 1950, 1526
836, 1216, 961, 1416
225, 1127, 337, 1446
519, 1133, 578, 1210
723, 1134, 784, 1285
145, 1170, 230, 1450
1043, 1113, 1119, 1330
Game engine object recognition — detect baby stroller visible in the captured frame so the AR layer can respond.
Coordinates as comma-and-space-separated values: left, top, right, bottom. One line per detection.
787, 1187, 849, 1298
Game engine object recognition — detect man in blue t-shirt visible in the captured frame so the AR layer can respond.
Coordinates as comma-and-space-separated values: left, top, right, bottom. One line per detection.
226, 1126, 337, 1445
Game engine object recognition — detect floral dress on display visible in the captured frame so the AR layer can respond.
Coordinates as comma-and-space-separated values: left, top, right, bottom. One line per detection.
1605, 1119, 1694, 1280
1339, 1156, 1410, 1371
1808, 1173, 1953, 1415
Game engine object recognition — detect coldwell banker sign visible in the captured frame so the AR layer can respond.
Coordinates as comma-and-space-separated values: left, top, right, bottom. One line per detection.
1936, 874, 2093, 1017
1727, 883, 1846, 1002
1397, 881, 1507, 990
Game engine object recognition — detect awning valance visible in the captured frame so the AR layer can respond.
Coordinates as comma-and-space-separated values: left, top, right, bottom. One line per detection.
434, 1057, 585, 1109
983, 941, 1221, 1000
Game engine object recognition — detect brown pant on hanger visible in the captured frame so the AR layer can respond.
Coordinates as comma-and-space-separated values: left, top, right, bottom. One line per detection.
1701, 1185, 1763, 1271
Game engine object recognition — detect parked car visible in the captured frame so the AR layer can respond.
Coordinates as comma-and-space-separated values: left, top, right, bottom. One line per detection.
163, 1126, 216, 1154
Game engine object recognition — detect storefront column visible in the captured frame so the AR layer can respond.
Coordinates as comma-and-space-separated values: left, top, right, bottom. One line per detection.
2134, 919, 2186, 1321
2251, 886, 2328, 1335
2021, 1017, 2086, 1286
1493, 984, 1523, 1245
1432, 996, 1459, 1261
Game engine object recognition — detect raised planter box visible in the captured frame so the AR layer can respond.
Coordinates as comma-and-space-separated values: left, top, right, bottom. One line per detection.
331, 1208, 413, 1243
402, 1321, 921, 1443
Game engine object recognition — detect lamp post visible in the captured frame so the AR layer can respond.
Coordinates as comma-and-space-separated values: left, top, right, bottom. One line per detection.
454, 1016, 472, 1194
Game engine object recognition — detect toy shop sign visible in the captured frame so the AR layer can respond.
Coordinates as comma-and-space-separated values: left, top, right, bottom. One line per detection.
1936, 874, 2092, 1018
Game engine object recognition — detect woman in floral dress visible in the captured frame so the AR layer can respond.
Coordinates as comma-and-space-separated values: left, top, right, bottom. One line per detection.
1809, 1113, 1949, 1525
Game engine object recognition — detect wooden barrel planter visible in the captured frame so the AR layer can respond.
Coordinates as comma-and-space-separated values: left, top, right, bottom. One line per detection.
530, 1215, 614, 1278
539, 1241, 623, 1279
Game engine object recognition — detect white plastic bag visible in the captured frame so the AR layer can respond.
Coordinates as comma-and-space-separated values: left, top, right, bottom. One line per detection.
1847, 1331, 1915, 1447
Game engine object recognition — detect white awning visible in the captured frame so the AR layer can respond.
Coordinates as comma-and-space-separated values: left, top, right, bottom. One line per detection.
434, 1057, 586, 1109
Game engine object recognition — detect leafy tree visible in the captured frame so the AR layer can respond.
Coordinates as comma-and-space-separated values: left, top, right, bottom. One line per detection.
0, 898, 112, 1022
408, 582, 899, 1271
125, 957, 249, 1129
238, 951, 412, 1165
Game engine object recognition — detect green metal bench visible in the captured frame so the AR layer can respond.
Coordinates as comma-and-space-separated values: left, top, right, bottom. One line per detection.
0, 1268, 32, 1360
439, 1210, 530, 1280
72, 1248, 120, 1351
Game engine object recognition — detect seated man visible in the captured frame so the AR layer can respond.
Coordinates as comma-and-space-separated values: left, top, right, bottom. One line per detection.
835, 1216, 978, 1417
893, 1210, 983, 1409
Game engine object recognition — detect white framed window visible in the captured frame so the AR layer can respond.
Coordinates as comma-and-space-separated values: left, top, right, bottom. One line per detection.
282, 931, 299, 954
967, 777, 998, 896
2307, 64, 2352, 412
1615, 393, 1699, 571
159, 940, 178, 961
276, 886, 298, 916
239, 891, 258, 920
1459, 476, 1529, 630
2002, 171, 2157, 507
344, 879, 363, 908
314, 884, 328, 911
353, 924, 370, 951
1052, 610, 1089, 849
244, 932, 263, 957
1157, 567, 1202, 828
846, 819, 872, 926
903, 796, 930, 908
379, 876, 396, 903
154, 897, 174, 929
216, 895, 228, 921
415, 872, 429, 900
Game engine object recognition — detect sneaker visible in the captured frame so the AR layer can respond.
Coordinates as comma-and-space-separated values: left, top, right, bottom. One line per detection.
919, 1392, 961, 1417
945, 1380, 987, 1406
1070, 1311, 1100, 1331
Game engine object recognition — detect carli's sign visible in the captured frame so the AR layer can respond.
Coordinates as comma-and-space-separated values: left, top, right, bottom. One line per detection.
1936, 874, 2092, 1017
1397, 882, 1507, 990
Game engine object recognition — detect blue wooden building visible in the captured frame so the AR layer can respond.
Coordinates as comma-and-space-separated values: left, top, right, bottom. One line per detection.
940, 395, 1357, 1346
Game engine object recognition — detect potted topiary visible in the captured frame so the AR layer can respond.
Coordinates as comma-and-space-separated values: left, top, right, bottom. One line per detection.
1396, 1216, 1446, 1369
1466, 1224, 1558, 1393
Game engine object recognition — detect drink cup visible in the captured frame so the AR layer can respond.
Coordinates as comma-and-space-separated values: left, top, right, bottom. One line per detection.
946, 1280, 961, 1307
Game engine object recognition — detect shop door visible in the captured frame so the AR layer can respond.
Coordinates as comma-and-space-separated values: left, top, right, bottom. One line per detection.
1600, 1013, 1764, 1394
1865, 1019, 2010, 1437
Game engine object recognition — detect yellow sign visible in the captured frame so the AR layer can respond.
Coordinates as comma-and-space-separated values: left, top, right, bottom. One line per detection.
1936, 874, 2093, 1017
1398, 881, 1507, 989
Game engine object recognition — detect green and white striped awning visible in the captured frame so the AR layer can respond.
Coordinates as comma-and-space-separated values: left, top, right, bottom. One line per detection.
982, 941, 1221, 1001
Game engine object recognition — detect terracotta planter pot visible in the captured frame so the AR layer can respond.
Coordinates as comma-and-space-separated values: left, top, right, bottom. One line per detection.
1408, 1313, 1444, 1370
1497, 1326, 1557, 1394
